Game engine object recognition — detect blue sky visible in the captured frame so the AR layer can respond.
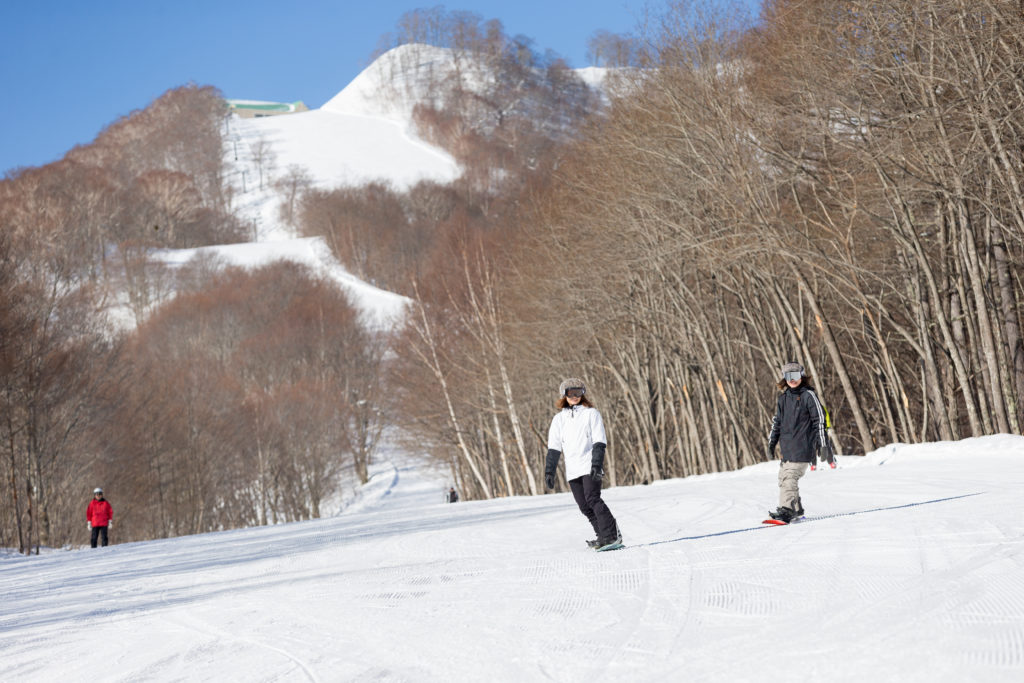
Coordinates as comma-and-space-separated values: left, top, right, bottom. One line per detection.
1, 1, 761, 174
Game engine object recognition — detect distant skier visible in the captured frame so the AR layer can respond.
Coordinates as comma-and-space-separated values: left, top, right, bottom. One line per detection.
544, 378, 622, 551
87, 487, 113, 547
447, 487, 459, 503
766, 361, 833, 523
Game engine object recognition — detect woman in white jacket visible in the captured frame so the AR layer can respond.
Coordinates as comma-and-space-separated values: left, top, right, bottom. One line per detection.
544, 378, 622, 550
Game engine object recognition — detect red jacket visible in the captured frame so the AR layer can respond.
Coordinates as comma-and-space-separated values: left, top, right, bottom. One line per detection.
87, 499, 113, 527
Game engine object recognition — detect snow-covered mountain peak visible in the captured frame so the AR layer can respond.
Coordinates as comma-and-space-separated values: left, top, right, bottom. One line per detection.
195, 43, 610, 329
321, 43, 456, 122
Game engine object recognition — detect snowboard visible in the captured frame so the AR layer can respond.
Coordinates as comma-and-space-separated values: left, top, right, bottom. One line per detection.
761, 515, 805, 526
595, 540, 624, 551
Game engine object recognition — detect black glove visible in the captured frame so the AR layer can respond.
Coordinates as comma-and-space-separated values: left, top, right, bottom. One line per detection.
591, 442, 606, 483
545, 449, 560, 490
767, 442, 777, 459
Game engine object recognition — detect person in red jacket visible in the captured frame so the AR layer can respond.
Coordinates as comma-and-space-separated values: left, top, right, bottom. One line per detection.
87, 487, 113, 547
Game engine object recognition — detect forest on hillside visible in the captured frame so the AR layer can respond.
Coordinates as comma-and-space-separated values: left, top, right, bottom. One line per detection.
385, 0, 1024, 500
3, 0, 1022, 553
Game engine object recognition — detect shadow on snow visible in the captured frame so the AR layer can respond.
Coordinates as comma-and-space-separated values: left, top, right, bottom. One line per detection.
636, 492, 985, 548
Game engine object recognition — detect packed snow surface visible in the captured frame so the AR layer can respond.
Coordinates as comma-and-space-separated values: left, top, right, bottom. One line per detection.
2, 436, 1023, 681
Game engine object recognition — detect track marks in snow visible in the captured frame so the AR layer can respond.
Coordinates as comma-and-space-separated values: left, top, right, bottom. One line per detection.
158, 592, 321, 682
346, 560, 481, 610
359, 590, 430, 606
595, 567, 645, 592
519, 556, 639, 619
947, 565, 1024, 668
514, 548, 667, 671
701, 579, 786, 616
530, 593, 595, 619
962, 628, 1024, 669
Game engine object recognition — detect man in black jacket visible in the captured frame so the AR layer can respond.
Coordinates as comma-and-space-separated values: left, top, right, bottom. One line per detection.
766, 361, 831, 522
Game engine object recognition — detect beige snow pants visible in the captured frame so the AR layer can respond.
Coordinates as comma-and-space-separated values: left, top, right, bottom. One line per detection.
778, 461, 809, 511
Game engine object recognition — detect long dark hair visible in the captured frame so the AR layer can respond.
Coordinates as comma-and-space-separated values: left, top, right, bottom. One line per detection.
777, 374, 816, 391
556, 394, 594, 410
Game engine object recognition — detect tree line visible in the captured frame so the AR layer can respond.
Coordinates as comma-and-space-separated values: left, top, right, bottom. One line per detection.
3, 0, 1021, 551
378, 0, 1024, 499
1, 86, 386, 553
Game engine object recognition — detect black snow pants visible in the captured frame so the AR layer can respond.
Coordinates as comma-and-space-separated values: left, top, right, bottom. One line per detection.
90, 525, 108, 548
569, 474, 618, 540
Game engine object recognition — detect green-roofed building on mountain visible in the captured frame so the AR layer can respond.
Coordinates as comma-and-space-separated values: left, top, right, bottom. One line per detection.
226, 99, 308, 118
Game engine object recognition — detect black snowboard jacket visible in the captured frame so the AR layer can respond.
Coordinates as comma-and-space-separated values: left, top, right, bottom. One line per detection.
767, 384, 828, 463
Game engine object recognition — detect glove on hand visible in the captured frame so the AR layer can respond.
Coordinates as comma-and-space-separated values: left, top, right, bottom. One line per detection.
108, 520, 113, 529
767, 443, 777, 459
545, 449, 561, 490
87, 522, 92, 530
590, 442, 607, 484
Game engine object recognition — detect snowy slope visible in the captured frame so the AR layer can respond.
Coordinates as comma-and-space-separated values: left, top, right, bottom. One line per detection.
2, 436, 1022, 682
321, 43, 455, 122
146, 46, 466, 327
233, 45, 463, 189
153, 236, 409, 329
228, 106, 458, 196
225, 43, 464, 244
163, 44, 609, 326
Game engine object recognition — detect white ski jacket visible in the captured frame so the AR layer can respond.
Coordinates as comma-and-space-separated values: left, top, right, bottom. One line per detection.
547, 405, 607, 481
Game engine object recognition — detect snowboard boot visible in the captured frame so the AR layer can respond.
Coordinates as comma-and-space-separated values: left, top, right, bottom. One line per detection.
595, 525, 623, 551
768, 506, 796, 523
586, 538, 601, 548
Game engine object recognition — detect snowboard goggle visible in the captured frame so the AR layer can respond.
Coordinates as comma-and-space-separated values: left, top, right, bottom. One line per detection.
783, 371, 802, 381
565, 388, 585, 398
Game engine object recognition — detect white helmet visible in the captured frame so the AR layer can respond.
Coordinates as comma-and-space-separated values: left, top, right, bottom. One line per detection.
93, 487, 103, 494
